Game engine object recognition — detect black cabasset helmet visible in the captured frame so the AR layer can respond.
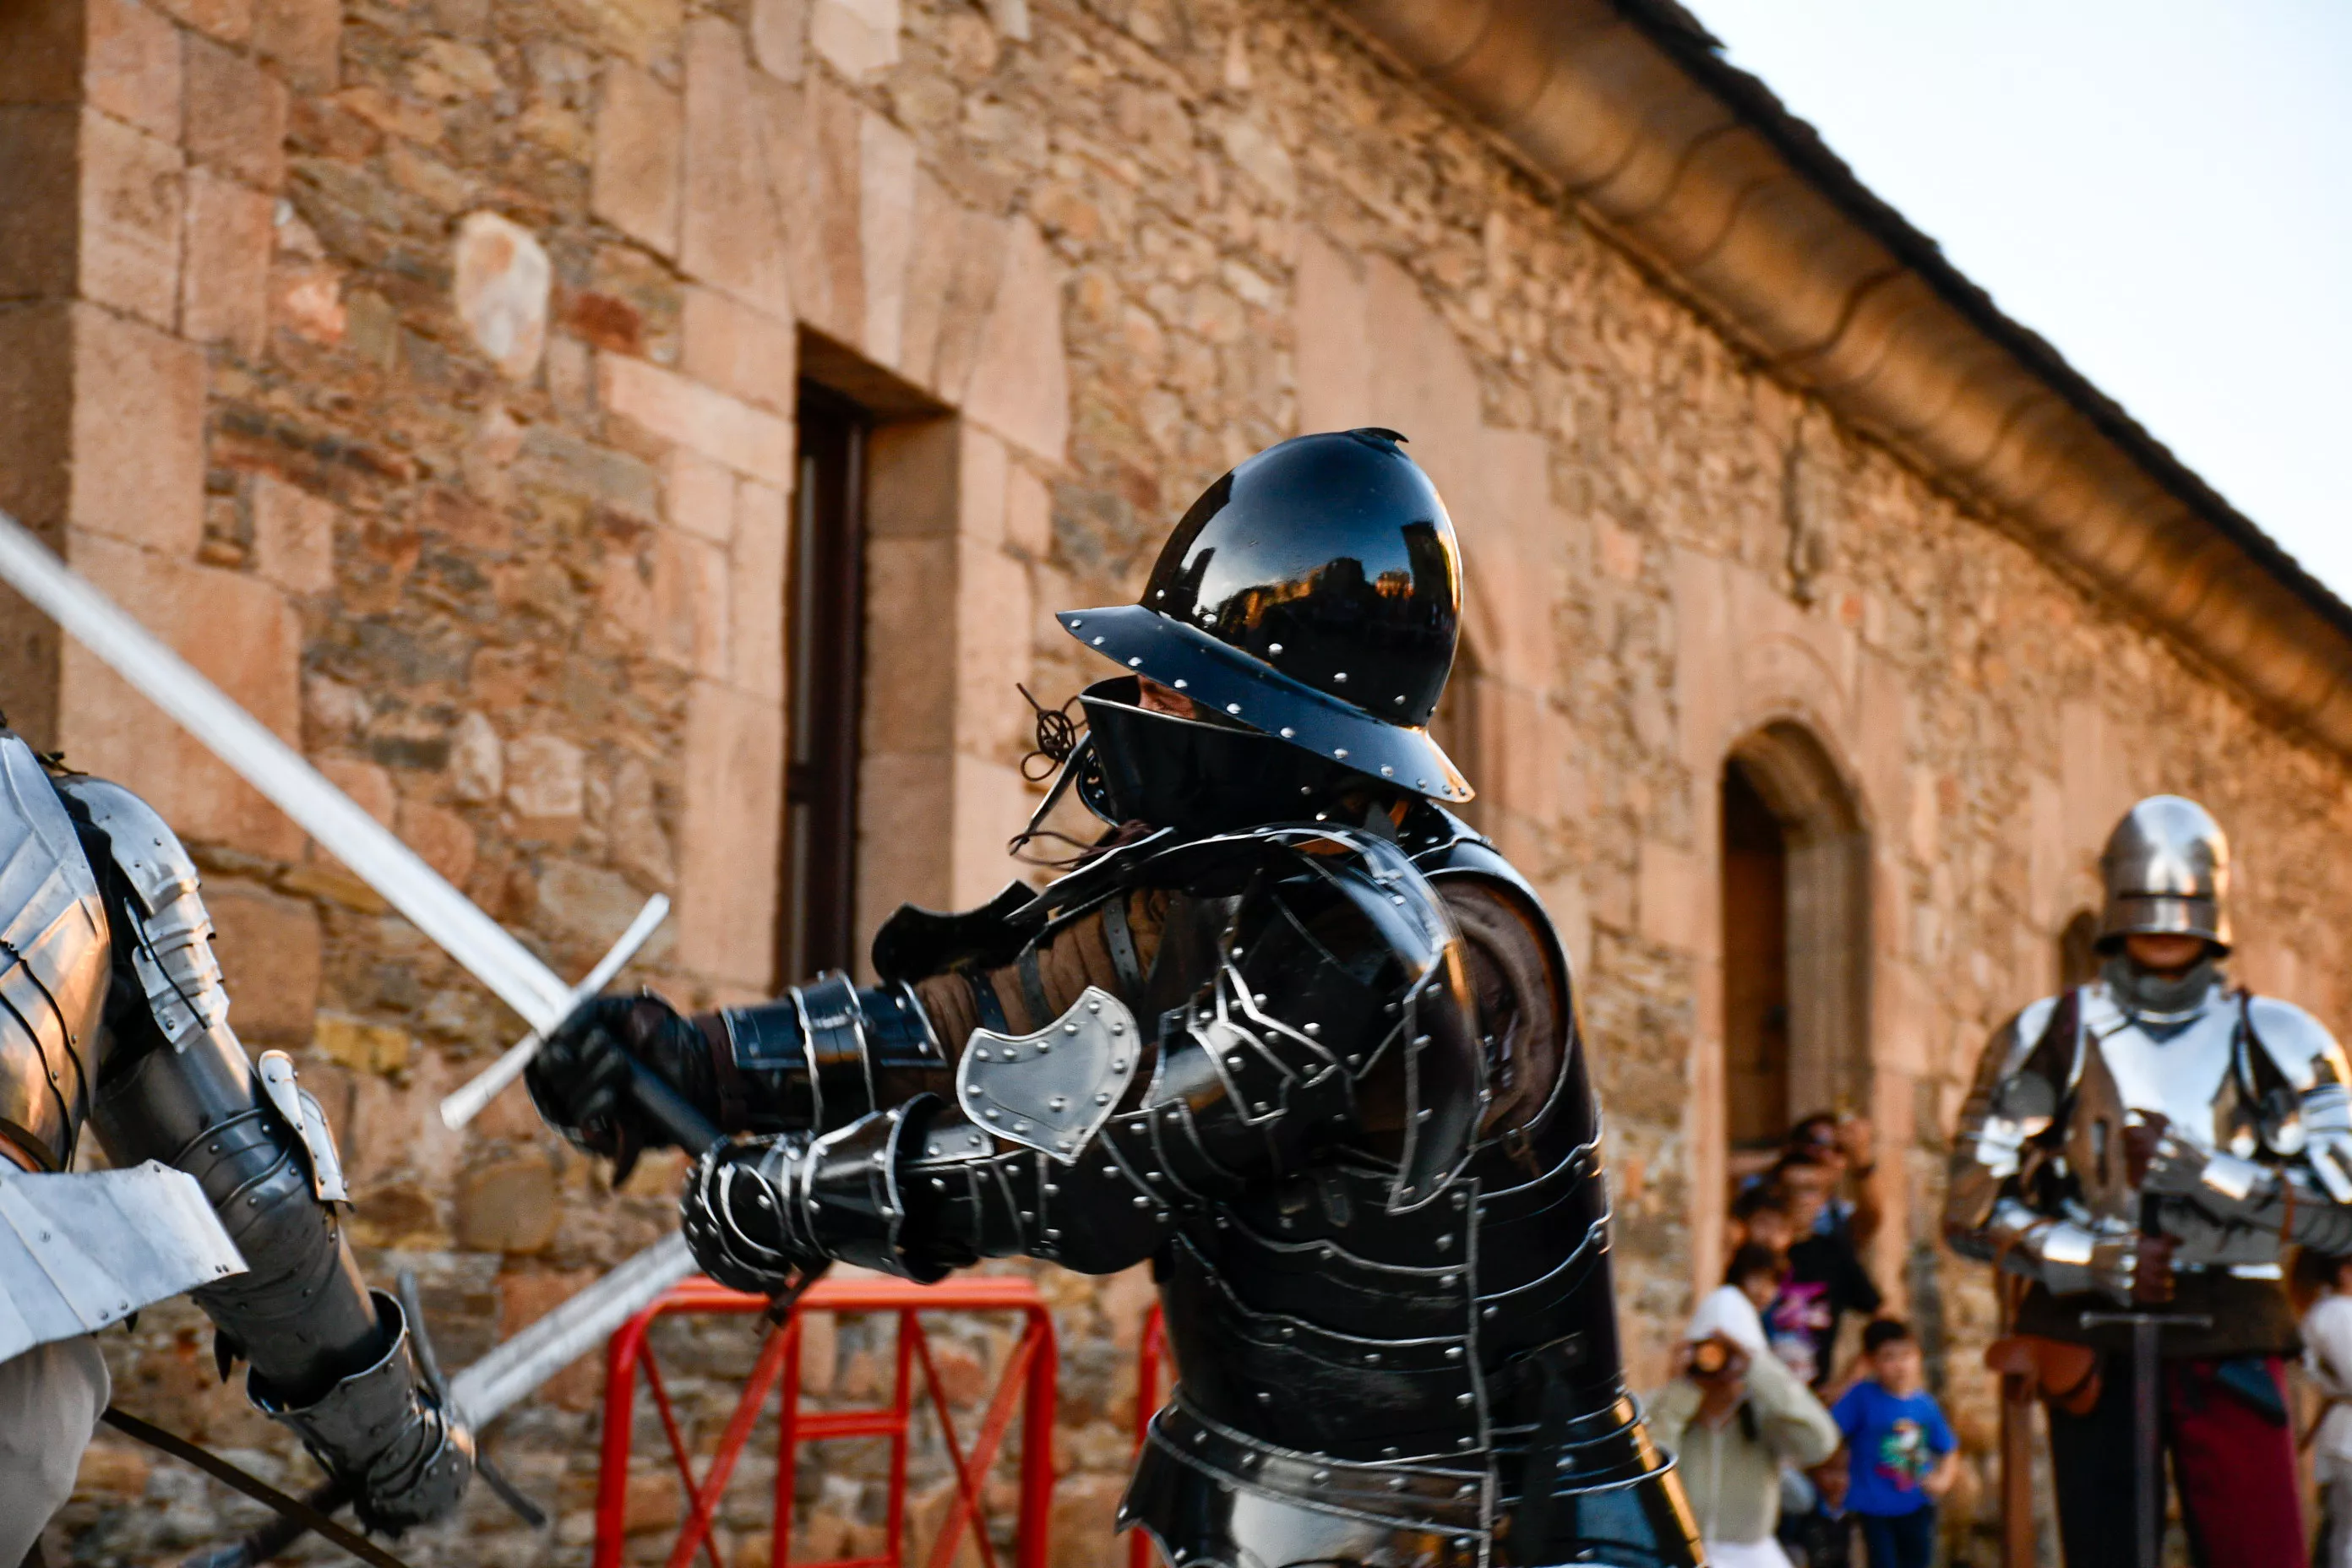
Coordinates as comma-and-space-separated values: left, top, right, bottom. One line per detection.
1058, 429, 1471, 811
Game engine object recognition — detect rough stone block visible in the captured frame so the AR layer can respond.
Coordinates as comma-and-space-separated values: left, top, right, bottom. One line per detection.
59, 533, 302, 857
151, 0, 252, 45
181, 166, 272, 355
538, 858, 651, 946
607, 755, 675, 888
956, 424, 1005, 551
652, 524, 728, 678
858, 535, 955, 749
750, 0, 804, 80
253, 0, 339, 91
778, 76, 863, 347
599, 351, 792, 487
676, 678, 782, 988
664, 448, 736, 544
453, 210, 551, 380
809, 0, 897, 79
450, 710, 502, 802
853, 749, 950, 937
1004, 461, 1049, 558
455, 1151, 559, 1254
858, 108, 914, 367
87, 0, 184, 141
591, 60, 681, 258
729, 479, 785, 700
204, 881, 322, 1043
1048, 1473, 1124, 1568
249, 471, 335, 592
680, 285, 795, 417
1636, 840, 1708, 956
80, 109, 184, 330
504, 732, 585, 824
182, 31, 286, 188
952, 540, 1030, 761
396, 798, 476, 887
948, 754, 1025, 908
959, 217, 1066, 464
681, 18, 792, 318
895, 166, 956, 389
314, 754, 395, 824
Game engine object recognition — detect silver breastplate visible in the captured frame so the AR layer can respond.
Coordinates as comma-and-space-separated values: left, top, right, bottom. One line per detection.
0, 734, 113, 1170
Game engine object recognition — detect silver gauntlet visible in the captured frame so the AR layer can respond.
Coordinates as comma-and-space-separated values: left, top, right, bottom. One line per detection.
253, 1291, 472, 1533
1987, 1200, 2139, 1304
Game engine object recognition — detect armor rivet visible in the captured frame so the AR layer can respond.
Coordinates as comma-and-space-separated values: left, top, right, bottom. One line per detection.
1456, 1487, 1475, 1499
966, 1086, 981, 1098
1320, 1246, 1335, 1259
1438, 1233, 1454, 1249
1133, 1195, 1149, 1208
1194, 1431, 1209, 1445
1227, 703, 1242, 716
928, 1144, 940, 1156
1458, 1393, 1475, 1407
1380, 765, 1395, 777
1149, 1170, 1162, 1181
1253, 993, 1267, 1005
1483, 1305, 1499, 1319
1365, 1353, 1381, 1365
1335, 672, 1348, 683
1270, 643, 1284, 656
1173, 679, 1187, 689
1256, 1391, 1272, 1405
1312, 1468, 1331, 1483
975, 1048, 991, 1060
1304, 1023, 1321, 1036
1014, 1120, 1029, 1133
932, 1178, 947, 1190
1095, 1092, 1111, 1106
1103, 1166, 1119, 1177
1334, 748, 1349, 760
1037, 1041, 1050, 1053
1021, 1210, 1035, 1222
1049, 1096, 1068, 1111
1281, 1326, 1294, 1338
1455, 1535, 1473, 1547
1043, 1183, 1059, 1195
1128, 657, 1143, 667
1046, 1227, 1061, 1239
985, 1110, 1000, 1121
1088, 1000, 1102, 1013
1394, 696, 1405, 706
1092, 636, 1105, 646
1417, 779, 1429, 789
1453, 1192, 1468, 1208
1281, 727, 1297, 738
1228, 1054, 1244, 1068
1111, 1021, 1124, 1035
1113, 1058, 1129, 1070
1072, 617, 1084, 627
1446, 1346, 1463, 1360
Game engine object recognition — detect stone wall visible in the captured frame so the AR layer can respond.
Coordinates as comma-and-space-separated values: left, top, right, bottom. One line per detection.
9, 0, 2352, 1560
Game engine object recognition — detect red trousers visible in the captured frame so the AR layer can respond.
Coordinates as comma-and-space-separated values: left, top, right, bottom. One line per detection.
2044, 1354, 2302, 1568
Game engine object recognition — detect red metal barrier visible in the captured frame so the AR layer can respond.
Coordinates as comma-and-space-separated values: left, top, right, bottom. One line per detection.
1128, 1304, 1168, 1568
596, 1274, 1057, 1568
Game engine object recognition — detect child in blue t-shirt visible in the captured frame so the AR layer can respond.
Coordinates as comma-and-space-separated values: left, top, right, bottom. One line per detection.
1831, 1319, 1957, 1568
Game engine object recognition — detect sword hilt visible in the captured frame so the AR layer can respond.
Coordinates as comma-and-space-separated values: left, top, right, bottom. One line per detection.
626, 1058, 725, 1152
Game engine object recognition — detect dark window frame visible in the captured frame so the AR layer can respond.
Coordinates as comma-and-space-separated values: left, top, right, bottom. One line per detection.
781, 384, 870, 984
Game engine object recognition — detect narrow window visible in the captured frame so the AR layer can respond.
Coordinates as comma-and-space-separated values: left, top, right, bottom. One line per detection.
781, 386, 869, 982
1722, 758, 1791, 1152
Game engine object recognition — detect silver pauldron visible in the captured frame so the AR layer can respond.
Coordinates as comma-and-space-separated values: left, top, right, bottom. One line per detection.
56, 776, 234, 1049
0, 1160, 247, 1361
954, 987, 1139, 1163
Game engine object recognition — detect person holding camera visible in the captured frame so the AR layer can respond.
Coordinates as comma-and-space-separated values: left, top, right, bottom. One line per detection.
1652, 1246, 1842, 1568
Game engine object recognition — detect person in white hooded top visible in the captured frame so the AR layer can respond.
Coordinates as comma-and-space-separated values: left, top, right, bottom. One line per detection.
1651, 1245, 1842, 1568
2300, 1248, 2352, 1568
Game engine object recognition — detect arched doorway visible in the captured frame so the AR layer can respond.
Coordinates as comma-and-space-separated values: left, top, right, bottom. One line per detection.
1719, 722, 1872, 1153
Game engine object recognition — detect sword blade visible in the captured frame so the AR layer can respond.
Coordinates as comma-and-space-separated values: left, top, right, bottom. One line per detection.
0, 511, 575, 1032
445, 1233, 697, 1428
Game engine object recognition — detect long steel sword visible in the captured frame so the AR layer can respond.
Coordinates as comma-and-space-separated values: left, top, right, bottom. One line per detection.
0, 509, 710, 1144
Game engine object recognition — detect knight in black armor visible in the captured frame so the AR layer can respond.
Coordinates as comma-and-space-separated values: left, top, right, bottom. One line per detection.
1947, 796, 2351, 1567
526, 430, 1701, 1567
0, 738, 470, 1560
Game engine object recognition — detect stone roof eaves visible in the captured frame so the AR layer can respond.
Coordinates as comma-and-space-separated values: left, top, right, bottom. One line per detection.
1331, 0, 2352, 759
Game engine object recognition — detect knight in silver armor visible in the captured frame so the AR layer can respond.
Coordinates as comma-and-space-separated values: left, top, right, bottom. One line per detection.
1946, 795, 2328, 1567
526, 432, 1703, 1567
0, 731, 469, 1560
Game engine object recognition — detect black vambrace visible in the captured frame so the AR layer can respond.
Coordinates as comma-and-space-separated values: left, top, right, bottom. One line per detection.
678, 831, 1484, 1293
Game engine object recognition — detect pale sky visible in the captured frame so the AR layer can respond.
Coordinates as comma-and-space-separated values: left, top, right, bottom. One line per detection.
1688, 0, 2352, 599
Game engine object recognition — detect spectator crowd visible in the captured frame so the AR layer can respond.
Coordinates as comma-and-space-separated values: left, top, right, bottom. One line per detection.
1648, 1113, 1955, 1568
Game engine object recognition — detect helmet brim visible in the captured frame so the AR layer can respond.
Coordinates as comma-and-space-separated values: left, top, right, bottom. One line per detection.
1059, 605, 1473, 803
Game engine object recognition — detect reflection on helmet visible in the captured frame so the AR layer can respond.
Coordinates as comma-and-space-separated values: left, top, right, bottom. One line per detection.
1056, 429, 1471, 814
2098, 794, 2231, 952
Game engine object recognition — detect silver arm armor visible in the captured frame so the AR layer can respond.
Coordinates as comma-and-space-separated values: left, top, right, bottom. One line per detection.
62, 777, 469, 1532
1944, 993, 2142, 1303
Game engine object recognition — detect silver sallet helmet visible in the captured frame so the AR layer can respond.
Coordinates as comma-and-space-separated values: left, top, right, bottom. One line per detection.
2098, 794, 2231, 952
